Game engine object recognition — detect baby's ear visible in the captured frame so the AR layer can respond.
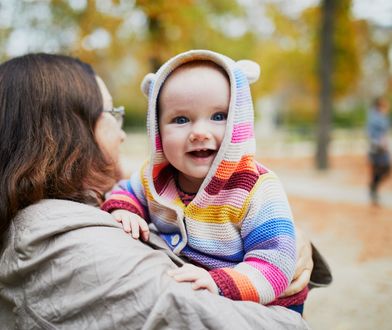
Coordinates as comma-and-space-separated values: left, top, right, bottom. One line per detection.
140, 73, 156, 98
236, 60, 260, 84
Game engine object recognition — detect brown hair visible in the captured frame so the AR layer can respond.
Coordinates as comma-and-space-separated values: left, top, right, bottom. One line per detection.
0, 53, 118, 236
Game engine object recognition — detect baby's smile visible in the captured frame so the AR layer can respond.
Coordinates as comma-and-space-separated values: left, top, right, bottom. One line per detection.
187, 148, 216, 158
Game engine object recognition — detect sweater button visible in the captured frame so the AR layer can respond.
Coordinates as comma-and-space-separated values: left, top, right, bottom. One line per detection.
171, 234, 180, 246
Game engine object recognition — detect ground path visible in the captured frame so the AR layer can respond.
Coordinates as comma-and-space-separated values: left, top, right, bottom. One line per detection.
121, 132, 392, 330
261, 155, 392, 329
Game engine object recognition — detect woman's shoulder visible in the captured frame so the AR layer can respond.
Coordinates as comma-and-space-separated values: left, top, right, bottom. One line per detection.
14, 199, 111, 228
7, 199, 117, 252
1, 198, 154, 280
20, 198, 98, 212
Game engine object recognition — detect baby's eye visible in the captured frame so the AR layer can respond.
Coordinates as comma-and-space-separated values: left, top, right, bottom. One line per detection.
211, 112, 227, 121
173, 116, 189, 124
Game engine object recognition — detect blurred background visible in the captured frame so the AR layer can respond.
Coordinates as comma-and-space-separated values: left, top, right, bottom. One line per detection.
1, 0, 391, 329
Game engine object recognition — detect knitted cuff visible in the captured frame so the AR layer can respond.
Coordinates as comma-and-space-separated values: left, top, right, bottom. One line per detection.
101, 199, 144, 218
268, 286, 309, 307
209, 269, 241, 300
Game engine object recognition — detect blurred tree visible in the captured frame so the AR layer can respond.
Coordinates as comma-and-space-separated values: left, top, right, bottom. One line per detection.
253, 5, 319, 123
332, 0, 360, 98
316, 0, 336, 170
134, 0, 247, 71
23, 0, 249, 126
315, 0, 359, 169
125, 0, 250, 125
354, 19, 392, 99
0, 0, 384, 135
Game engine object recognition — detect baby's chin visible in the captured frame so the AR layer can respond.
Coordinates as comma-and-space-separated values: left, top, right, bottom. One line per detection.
177, 172, 206, 191
118, 156, 133, 179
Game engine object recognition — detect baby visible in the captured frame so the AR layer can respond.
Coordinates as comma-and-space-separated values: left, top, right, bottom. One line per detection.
102, 50, 307, 310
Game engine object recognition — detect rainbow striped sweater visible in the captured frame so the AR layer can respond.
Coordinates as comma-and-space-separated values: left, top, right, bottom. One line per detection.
102, 50, 299, 305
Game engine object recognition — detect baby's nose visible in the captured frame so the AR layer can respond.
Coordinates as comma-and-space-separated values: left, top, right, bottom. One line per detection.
189, 128, 212, 142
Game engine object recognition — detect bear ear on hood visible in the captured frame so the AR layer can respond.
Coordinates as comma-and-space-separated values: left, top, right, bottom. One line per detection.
236, 60, 260, 84
140, 73, 156, 98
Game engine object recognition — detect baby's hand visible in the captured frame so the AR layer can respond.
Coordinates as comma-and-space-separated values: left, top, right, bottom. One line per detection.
167, 264, 218, 294
111, 209, 149, 241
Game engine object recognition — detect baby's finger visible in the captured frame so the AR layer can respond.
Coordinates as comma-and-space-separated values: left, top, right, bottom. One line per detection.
168, 268, 200, 282
192, 278, 218, 294
130, 218, 140, 239
140, 229, 149, 242
172, 272, 199, 282
169, 268, 192, 278
191, 278, 209, 290
120, 218, 131, 233
138, 219, 150, 241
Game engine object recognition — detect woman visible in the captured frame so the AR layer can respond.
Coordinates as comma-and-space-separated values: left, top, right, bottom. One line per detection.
0, 53, 324, 329
367, 97, 390, 205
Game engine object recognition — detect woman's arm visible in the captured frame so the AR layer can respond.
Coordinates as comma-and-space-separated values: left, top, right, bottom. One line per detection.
0, 200, 309, 329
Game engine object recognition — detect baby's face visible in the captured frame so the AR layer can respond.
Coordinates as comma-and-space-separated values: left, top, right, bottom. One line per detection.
158, 63, 230, 193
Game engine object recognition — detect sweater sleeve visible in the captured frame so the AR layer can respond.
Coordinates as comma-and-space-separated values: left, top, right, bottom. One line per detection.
209, 171, 296, 305
101, 167, 148, 220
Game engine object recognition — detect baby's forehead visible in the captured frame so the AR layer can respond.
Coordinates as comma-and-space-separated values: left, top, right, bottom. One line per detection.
157, 60, 231, 113
175, 60, 222, 71
166, 60, 228, 82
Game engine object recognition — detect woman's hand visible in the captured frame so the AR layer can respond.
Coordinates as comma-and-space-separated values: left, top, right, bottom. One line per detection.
280, 227, 313, 297
111, 209, 149, 241
168, 264, 219, 294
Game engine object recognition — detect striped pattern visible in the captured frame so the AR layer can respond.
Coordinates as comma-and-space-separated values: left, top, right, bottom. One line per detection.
102, 50, 300, 306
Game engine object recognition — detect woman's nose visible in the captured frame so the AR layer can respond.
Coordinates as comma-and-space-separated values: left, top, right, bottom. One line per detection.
120, 129, 126, 143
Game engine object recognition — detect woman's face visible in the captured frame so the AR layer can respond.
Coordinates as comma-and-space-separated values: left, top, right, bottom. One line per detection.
94, 76, 126, 165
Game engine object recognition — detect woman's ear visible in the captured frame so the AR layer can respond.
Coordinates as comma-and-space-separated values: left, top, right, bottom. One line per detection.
140, 73, 156, 98
236, 60, 260, 84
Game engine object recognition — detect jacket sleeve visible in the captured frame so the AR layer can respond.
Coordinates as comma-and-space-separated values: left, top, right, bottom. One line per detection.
209, 171, 296, 305
101, 166, 148, 220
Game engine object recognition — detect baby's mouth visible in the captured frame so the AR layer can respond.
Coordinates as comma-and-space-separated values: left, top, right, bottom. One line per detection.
188, 149, 216, 158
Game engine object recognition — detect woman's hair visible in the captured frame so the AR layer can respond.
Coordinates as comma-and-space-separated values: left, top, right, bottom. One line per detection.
0, 53, 118, 236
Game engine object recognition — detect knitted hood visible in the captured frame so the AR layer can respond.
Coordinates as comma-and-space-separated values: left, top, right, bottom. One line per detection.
101, 53, 298, 305
141, 50, 260, 203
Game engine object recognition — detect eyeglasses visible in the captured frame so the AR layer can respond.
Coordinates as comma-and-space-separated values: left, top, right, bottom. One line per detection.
104, 106, 125, 128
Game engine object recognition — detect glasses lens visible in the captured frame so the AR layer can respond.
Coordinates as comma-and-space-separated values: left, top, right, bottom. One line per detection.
115, 112, 124, 127
106, 106, 124, 128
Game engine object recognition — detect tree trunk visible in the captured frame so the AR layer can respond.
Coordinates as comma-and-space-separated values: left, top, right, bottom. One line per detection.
316, 0, 335, 170
148, 16, 163, 72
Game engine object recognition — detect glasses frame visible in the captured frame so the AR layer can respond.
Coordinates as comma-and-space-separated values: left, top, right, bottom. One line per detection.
104, 106, 125, 127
